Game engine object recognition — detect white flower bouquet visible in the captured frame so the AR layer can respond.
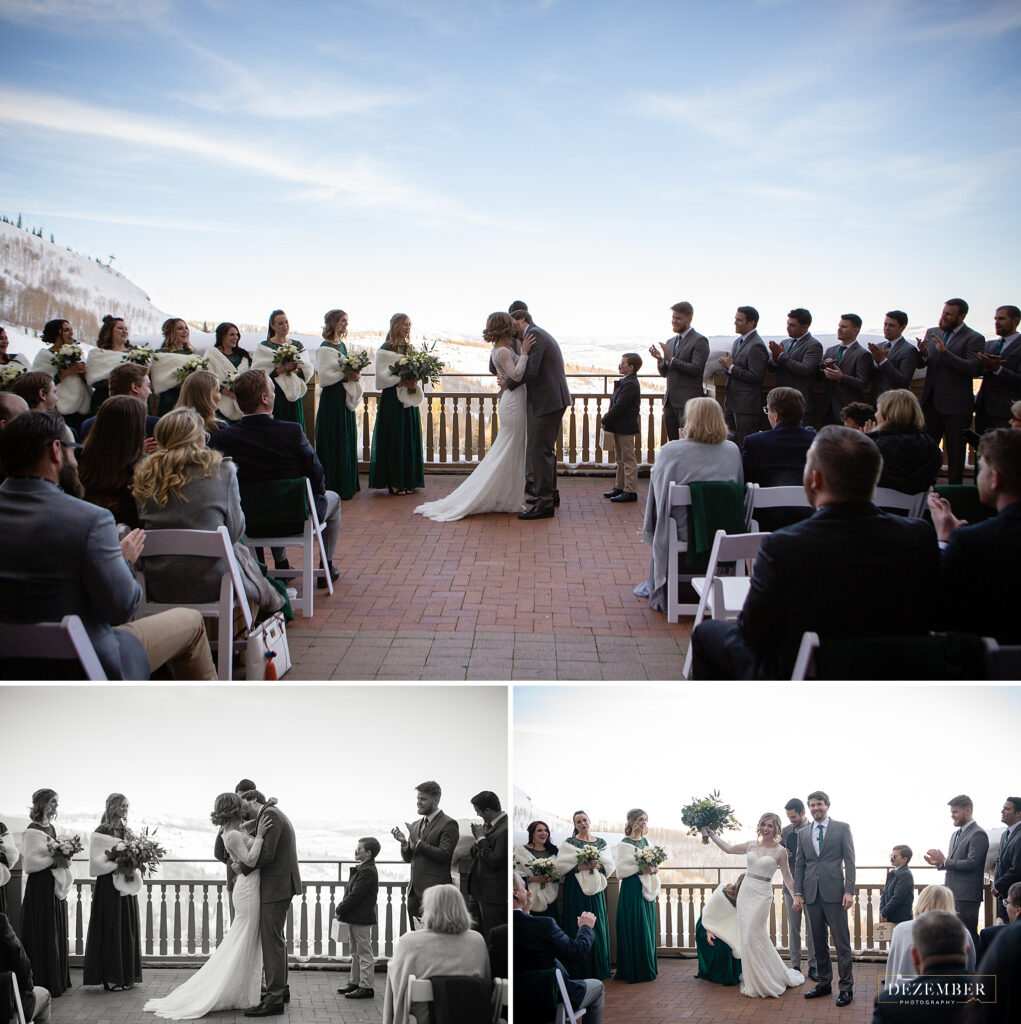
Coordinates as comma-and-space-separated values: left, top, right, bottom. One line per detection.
0, 364, 25, 390
681, 790, 741, 843
530, 856, 559, 882
106, 826, 166, 882
173, 355, 209, 382
46, 834, 83, 860
271, 343, 302, 367
635, 844, 667, 873
124, 346, 154, 366
338, 348, 371, 379
575, 843, 604, 872
220, 370, 239, 391
53, 343, 84, 371
389, 342, 444, 389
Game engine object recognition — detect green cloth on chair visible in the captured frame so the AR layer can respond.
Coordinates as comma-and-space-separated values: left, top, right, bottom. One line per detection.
683, 481, 748, 571
514, 968, 559, 1022
935, 485, 995, 525
814, 632, 989, 680
239, 479, 309, 538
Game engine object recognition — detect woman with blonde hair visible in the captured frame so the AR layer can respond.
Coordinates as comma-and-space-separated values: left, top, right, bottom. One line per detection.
869, 388, 941, 494
883, 884, 976, 982
613, 808, 659, 983
636, 395, 744, 612
704, 813, 804, 997
132, 408, 284, 623
152, 318, 197, 416
314, 308, 361, 500
175, 369, 225, 435
383, 884, 490, 1024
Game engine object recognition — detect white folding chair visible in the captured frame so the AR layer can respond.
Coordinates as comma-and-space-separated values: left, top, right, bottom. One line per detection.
2, 969, 29, 1024
133, 526, 252, 680
682, 530, 766, 678
746, 483, 813, 531
554, 968, 587, 1024
666, 483, 699, 622
0, 614, 107, 680
407, 975, 433, 1024
790, 631, 821, 679
873, 487, 928, 517
492, 977, 508, 1023
243, 478, 332, 618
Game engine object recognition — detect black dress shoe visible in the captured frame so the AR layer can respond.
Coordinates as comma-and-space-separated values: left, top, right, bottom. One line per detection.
274, 558, 290, 571
835, 991, 853, 1007
244, 1005, 284, 1017
317, 563, 339, 590
611, 491, 637, 503
337, 984, 359, 995
809, 966, 819, 981
804, 984, 832, 999
518, 506, 555, 520
346, 988, 374, 999
603, 488, 623, 498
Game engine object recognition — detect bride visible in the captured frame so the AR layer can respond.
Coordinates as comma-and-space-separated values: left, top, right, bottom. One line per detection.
414, 312, 534, 521
144, 794, 267, 1019
704, 815, 804, 998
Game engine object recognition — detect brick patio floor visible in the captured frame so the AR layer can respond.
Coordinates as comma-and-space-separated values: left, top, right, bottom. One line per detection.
58, 966, 382, 1023
282, 474, 691, 681
604, 957, 884, 1023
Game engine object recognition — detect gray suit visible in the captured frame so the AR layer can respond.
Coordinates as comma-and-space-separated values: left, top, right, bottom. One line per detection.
872, 338, 922, 403
724, 331, 768, 445
794, 818, 855, 995
768, 333, 823, 416
939, 820, 988, 948
820, 342, 873, 424
975, 334, 1021, 430
657, 329, 709, 439
0, 477, 148, 679
993, 824, 1021, 922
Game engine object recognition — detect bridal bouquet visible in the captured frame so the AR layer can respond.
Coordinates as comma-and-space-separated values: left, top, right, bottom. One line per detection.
46, 834, 83, 861
124, 345, 154, 366
681, 790, 741, 844
106, 826, 166, 881
0, 364, 25, 390
338, 348, 371, 379
53, 343, 84, 371
575, 844, 604, 872
529, 857, 559, 882
220, 370, 239, 392
271, 343, 303, 368
635, 844, 668, 872
389, 342, 444, 389
173, 355, 209, 382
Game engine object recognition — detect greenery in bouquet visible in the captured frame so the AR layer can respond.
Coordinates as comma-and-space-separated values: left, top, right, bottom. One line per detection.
0, 364, 25, 390
681, 790, 741, 844
389, 342, 445, 388
271, 342, 302, 367
220, 371, 239, 391
530, 856, 559, 882
46, 834, 84, 860
174, 355, 209, 382
124, 345, 154, 366
575, 843, 604, 871
53, 343, 84, 371
338, 348, 371, 377
635, 844, 668, 870
106, 826, 166, 881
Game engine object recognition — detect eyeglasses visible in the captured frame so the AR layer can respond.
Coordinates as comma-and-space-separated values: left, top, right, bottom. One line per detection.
58, 439, 83, 452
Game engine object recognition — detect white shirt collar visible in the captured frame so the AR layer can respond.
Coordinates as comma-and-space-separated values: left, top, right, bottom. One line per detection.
679, 326, 693, 340
424, 808, 441, 823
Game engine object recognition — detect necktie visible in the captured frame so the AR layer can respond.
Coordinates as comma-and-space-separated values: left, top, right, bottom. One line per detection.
735, 337, 744, 355
995, 339, 1004, 355
836, 347, 846, 365
943, 330, 951, 342
785, 340, 793, 354
817, 824, 824, 850
674, 336, 681, 358
950, 828, 961, 854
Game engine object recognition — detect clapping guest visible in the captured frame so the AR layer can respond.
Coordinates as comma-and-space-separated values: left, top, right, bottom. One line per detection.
879, 846, 916, 925
83, 793, 142, 991
840, 401, 876, 431
79, 394, 147, 528
820, 314, 873, 425
869, 389, 942, 494
613, 808, 658, 983
992, 797, 1021, 924
252, 309, 313, 427
174, 369, 226, 435
205, 322, 252, 423
20, 789, 71, 998
85, 316, 133, 414
315, 309, 361, 500
467, 791, 509, 940
883, 885, 976, 983
33, 319, 90, 434
513, 821, 560, 924
152, 318, 197, 415
335, 837, 380, 1001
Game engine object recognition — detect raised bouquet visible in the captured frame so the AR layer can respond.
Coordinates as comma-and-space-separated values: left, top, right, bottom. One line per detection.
271, 342, 302, 368
681, 790, 741, 844
53, 343, 84, 371
338, 348, 371, 378
0, 364, 25, 390
529, 856, 559, 882
105, 826, 166, 881
174, 355, 209, 382
46, 833, 84, 861
389, 342, 444, 389
575, 843, 604, 872
124, 345, 154, 366
635, 844, 668, 872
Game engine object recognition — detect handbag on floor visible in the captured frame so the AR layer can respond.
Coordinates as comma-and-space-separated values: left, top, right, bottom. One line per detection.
245, 612, 291, 680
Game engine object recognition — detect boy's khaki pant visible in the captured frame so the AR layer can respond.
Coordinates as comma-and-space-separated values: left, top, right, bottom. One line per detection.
607, 432, 638, 493
349, 923, 375, 989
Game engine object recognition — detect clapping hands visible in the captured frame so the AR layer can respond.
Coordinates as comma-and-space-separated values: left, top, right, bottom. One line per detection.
120, 528, 145, 564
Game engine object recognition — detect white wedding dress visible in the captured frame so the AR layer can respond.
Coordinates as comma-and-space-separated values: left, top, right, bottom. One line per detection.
711, 838, 804, 998
413, 346, 528, 521
144, 830, 263, 1019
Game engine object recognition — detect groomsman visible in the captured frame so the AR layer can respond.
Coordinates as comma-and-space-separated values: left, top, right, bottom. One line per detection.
975, 305, 1021, 434
879, 846, 915, 925
767, 308, 822, 418
819, 314, 873, 425
392, 781, 459, 929
780, 798, 816, 979
992, 796, 1021, 924
468, 791, 509, 940
869, 310, 922, 403
649, 301, 708, 440
719, 306, 768, 446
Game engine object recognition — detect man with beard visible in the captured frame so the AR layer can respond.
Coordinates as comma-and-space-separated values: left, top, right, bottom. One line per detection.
0, 412, 214, 679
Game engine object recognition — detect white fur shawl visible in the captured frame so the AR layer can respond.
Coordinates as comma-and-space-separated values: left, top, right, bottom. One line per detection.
555, 840, 614, 897
150, 350, 194, 395
614, 840, 661, 901
0, 830, 17, 888
513, 844, 559, 912
375, 348, 423, 408
252, 342, 313, 403
700, 883, 742, 958
85, 347, 129, 386
33, 349, 92, 415
21, 828, 73, 901
316, 344, 364, 410
203, 345, 244, 421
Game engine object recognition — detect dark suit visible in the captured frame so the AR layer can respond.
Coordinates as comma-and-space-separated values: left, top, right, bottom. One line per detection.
401, 811, 459, 925
871, 967, 974, 1023
975, 333, 1021, 433
468, 815, 508, 939
920, 323, 985, 484
514, 910, 600, 1018
940, 501, 1021, 644
820, 342, 873, 425
601, 374, 640, 436
724, 331, 768, 445
657, 329, 709, 439
879, 866, 915, 925
741, 424, 815, 486
336, 860, 378, 925
939, 821, 989, 949
768, 333, 823, 415
872, 338, 923, 403
0, 912, 46, 1022
692, 502, 940, 679
993, 825, 1021, 923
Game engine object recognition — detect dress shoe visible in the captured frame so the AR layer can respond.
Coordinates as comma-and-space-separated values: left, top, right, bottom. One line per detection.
526, 494, 560, 507
603, 488, 623, 499
337, 984, 359, 995
260, 987, 290, 1003
316, 563, 339, 590
611, 491, 637, 503
809, 966, 819, 981
518, 506, 555, 520
274, 558, 290, 571
244, 1005, 284, 1017
346, 988, 375, 999
836, 991, 853, 1007
804, 984, 832, 999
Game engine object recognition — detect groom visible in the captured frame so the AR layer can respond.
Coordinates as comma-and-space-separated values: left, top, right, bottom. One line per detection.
237, 789, 302, 1017
503, 309, 571, 520
792, 790, 855, 1008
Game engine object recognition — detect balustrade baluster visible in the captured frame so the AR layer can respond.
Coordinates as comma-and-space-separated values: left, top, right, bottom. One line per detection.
768, 888, 777, 944
159, 886, 168, 956
490, 397, 499, 444
187, 883, 196, 954
425, 398, 435, 462
313, 888, 322, 957
438, 400, 447, 463
286, 903, 294, 957
581, 397, 590, 462
687, 888, 695, 948
361, 399, 372, 461
385, 886, 395, 958
74, 884, 84, 955
853, 889, 862, 948
300, 888, 309, 957
477, 398, 487, 458
452, 397, 461, 461
866, 887, 875, 949
595, 397, 605, 463
327, 885, 337, 957
173, 884, 182, 954
464, 398, 473, 462
201, 887, 210, 954
145, 886, 154, 956
215, 887, 223, 946
567, 404, 577, 462
646, 398, 657, 463
664, 887, 673, 951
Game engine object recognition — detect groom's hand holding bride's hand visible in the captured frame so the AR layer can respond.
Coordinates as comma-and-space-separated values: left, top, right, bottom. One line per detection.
792, 895, 804, 912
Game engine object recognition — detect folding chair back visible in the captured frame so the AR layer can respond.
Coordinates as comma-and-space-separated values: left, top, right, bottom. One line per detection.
492, 977, 508, 1023
873, 487, 927, 517
747, 483, 812, 531
0, 971, 28, 1024
0, 615, 107, 680
555, 969, 586, 1023
407, 975, 433, 1024
666, 483, 697, 621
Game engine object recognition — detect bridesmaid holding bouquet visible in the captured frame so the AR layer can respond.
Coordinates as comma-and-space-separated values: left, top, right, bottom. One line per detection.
513, 820, 560, 924
252, 309, 313, 427
613, 808, 659, 983
205, 323, 252, 423
315, 308, 362, 500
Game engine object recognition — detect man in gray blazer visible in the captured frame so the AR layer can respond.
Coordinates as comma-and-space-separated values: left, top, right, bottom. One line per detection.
793, 790, 855, 1007
505, 310, 571, 519
869, 309, 922, 404
649, 300, 708, 440
924, 793, 989, 949
993, 796, 1021, 923
767, 308, 823, 419
719, 306, 768, 446
975, 304, 1021, 434
820, 314, 873, 425
0, 412, 214, 680
919, 297, 985, 484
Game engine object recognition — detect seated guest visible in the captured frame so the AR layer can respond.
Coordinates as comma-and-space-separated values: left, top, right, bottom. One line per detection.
0, 911, 50, 1023
383, 883, 490, 1024
870, 389, 942, 494
132, 408, 284, 622
880, 846, 916, 925
841, 400, 876, 431
973, 915, 1021, 1024
884, 885, 976, 983
636, 396, 743, 613
79, 395, 147, 528
209, 369, 340, 582
80, 363, 159, 442
692, 427, 940, 679
928, 428, 1021, 643
874, 911, 972, 1023
0, 413, 215, 679
513, 872, 603, 1024
977, 880, 1021, 961
174, 369, 225, 436
10, 372, 58, 414
0, 393, 29, 484
1011, 400, 1021, 429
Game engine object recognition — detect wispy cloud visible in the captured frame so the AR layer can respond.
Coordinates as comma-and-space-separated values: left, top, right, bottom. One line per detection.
0, 0, 169, 23
909, 0, 1021, 40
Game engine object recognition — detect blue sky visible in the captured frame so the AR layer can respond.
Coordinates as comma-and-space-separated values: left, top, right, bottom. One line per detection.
1, 0, 1019, 343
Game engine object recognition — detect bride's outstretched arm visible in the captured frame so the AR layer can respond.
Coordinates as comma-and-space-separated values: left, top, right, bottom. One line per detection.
705, 828, 748, 855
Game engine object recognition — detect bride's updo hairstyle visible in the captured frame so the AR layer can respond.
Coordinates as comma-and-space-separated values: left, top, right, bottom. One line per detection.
211, 793, 243, 826
755, 812, 782, 840
483, 312, 513, 345
624, 808, 648, 837
571, 810, 590, 837
96, 315, 126, 350
323, 309, 349, 342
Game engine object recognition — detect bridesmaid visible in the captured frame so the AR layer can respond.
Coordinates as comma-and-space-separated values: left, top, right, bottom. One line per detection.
315, 308, 361, 500
84, 793, 142, 990
252, 309, 313, 427
86, 316, 133, 414
368, 313, 425, 495
554, 810, 613, 980
613, 808, 659, 983
0, 326, 31, 370
205, 322, 252, 422
20, 788, 72, 998
513, 820, 560, 924
152, 318, 197, 415
33, 319, 91, 435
